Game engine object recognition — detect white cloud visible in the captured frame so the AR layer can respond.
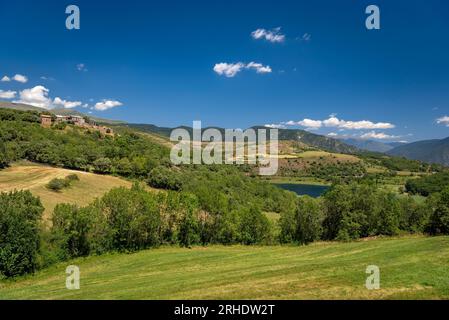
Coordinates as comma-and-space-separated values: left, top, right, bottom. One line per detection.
14, 85, 84, 109
94, 99, 123, 111
14, 86, 52, 108
53, 97, 82, 109
213, 62, 245, 78
327, 132, 338, 137
251, 27, 285, 43
301, 33, 311, 41
1, 74, 28, 83
264, 123, 286, 129
214, 62, 272, 77
246, 62, 272, 74
0, 90, 16, 99
297, 119, 322, 129
77, 63, 87, 72
12, 74, 28, 83
437, 116, 449, 127
360, 131, 400, 140
326, 117, 394, 130
272, 115, 395, 132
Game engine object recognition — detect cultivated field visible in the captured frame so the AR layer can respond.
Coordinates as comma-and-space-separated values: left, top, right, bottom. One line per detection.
0, 162, 132, 219
1, 236, 448, 300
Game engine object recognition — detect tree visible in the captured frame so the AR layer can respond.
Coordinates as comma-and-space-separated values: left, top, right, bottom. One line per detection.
239, 207, 270, 245
93, 157, 112, 173
51, 204, 92, 259
294, 196, 324, 245
0, 191, 44, 277
426, 187, 449, 235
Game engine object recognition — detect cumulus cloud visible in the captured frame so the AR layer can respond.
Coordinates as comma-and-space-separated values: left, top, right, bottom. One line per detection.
0, 90, 16, 99
14, 86, 52, 108
214, 62, 272, 77
53, 97, 82, 109
323, 116, 394, 130
360, 131, 401, 140
297, 119, 322, 130
251, 27, 285, 43
94, 99, 123, 111
1, 74, 28, 83
436, 116, 449, 127
14, 85, 84, 109
264, 123, 286, 129
213, 62, 245, 78
12, 74, 28, 83
327, 132, 338, 137
279, 115, 395, 130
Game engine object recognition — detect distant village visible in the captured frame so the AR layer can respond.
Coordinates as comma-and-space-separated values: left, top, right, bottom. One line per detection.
40, 114, 114, 136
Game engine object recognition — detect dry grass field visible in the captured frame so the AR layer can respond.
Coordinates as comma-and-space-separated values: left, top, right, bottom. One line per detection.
0, 162, 133, 220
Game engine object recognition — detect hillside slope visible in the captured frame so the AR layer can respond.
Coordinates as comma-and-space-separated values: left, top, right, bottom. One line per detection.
388, 137, 449, 166
0, 236, 448, 299
127, 123, 359, 155
0, 162, 133, 219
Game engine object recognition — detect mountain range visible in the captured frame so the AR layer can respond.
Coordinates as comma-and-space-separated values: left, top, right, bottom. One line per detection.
341, 138, 407, 153
387, 137, 449, 166
2, 100, 449, 166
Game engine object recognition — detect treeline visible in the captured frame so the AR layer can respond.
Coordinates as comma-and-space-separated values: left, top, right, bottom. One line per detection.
278, 160, 366, 182
0, 109, 169, 175
280, 182, 449, 244
359, 151, 443, 173
3, 181, 449, 278
405, 172, 449, 196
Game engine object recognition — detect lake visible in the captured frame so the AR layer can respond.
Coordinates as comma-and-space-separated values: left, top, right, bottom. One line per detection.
274, 183, 330, 198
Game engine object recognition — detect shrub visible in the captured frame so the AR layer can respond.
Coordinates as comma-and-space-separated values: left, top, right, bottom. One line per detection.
66, 173, 79, 181
46, 178, 70, 191
46, 174, 79, 191
0, 191, 44, 277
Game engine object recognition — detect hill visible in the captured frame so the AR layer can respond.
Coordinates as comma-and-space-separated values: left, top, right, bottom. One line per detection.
126, 123, 359, 155
0, 162, 133, 219
1, 236, 448, 299
388, 137, 449, 166
0, 101, 124, 125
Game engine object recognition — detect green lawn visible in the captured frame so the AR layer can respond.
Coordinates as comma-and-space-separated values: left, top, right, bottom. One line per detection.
1, 236, 449, 300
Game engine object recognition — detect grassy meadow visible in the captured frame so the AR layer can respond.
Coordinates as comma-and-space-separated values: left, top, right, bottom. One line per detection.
1, 236, 448, 300
0, 162, 133, 220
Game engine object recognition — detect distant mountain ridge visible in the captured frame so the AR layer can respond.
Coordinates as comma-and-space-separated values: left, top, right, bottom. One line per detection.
341, 138, 407, 153
387, 137, 449, 166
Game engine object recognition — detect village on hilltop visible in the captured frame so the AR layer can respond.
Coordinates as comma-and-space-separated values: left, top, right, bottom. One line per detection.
40, 114, 114, 136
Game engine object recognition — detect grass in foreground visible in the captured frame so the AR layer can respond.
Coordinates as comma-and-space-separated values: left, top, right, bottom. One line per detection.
1, 236, 448, 300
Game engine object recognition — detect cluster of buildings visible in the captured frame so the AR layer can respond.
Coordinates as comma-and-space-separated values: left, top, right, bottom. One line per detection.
40, 114, 114, 136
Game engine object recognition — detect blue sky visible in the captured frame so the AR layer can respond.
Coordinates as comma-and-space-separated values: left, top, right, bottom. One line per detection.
0, 0, 448, 142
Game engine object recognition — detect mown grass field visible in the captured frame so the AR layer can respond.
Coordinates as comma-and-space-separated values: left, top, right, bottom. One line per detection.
1, 236, 448, 300
0, 162, 132, 220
